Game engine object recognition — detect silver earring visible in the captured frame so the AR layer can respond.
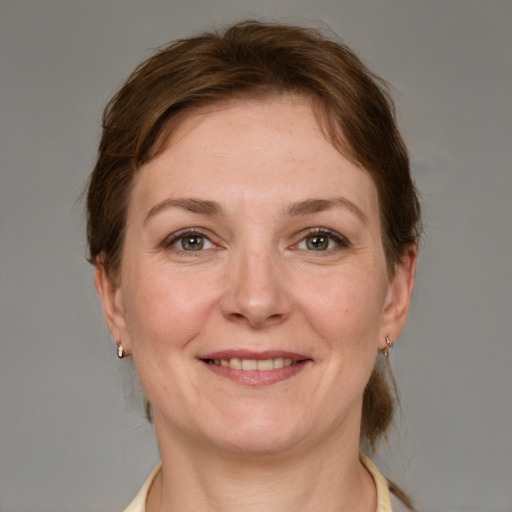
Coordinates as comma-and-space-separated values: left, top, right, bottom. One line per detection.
382, 336, 393, 357
116, 342, 125, 359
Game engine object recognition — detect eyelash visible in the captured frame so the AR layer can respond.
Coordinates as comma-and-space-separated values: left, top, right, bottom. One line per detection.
162, 227, 349, 254
296, 228, 350, 252
162, 228, 215, 254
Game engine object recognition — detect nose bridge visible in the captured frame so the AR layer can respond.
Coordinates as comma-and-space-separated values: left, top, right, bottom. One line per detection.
224, 235, 289, 327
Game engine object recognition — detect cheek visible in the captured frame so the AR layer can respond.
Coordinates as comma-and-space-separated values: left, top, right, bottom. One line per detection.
122, 266, 219, 354
120, 269, 221, 407
300, 267, 387, 349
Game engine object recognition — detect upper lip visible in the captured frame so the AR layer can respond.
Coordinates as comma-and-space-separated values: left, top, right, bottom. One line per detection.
200, 350, 310, 361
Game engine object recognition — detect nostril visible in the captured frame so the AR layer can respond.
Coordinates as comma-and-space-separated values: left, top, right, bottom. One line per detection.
221, 273, 291, 327
227, 310, 285, 328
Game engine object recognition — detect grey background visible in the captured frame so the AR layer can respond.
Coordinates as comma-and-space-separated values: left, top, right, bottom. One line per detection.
1, 1, 511, 511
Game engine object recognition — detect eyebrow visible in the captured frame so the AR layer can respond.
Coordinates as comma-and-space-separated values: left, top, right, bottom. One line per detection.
144, 196, 367, 224
144, 198, 224, 224
287, 198, 368, 222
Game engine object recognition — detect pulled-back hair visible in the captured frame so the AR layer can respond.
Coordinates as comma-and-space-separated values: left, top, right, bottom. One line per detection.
86, 21, 420, 501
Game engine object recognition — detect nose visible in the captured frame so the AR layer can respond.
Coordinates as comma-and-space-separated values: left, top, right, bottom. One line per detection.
221, 244, 291, 328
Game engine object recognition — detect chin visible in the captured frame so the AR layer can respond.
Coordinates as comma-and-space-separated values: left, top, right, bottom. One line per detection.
213, 431, 304, 457
200, 408, 313, 456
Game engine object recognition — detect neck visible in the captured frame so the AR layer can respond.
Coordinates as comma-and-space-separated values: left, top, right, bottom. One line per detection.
146, 421, 377, 512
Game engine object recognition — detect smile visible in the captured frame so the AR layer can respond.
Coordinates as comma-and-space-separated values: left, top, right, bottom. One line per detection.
205, 357, 298, 370
200, 352, 310, 386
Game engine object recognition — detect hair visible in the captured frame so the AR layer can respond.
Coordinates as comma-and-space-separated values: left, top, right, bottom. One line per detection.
86, 20, 420, 508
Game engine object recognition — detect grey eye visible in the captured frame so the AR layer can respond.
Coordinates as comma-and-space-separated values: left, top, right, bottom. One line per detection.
180, 235, 205, 251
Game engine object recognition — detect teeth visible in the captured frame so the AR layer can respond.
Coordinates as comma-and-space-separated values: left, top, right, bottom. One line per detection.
212, 357, 298, 370
229, 358, 242, 370
257, 359, 274, 370
242, 359, 258, 370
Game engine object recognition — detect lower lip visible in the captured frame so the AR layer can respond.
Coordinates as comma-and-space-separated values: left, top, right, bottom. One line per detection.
201, 360, 309, 386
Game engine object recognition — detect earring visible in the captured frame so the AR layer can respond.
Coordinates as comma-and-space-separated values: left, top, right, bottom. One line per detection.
382, 336, 393, 357
116, 342, 125, 359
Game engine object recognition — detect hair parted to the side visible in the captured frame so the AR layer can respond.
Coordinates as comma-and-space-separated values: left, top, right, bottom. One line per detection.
86, 20, 420, 506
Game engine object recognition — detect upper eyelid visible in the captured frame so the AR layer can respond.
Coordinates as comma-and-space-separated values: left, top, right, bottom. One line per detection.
298, 227, 349, 243
162, 227, 214, 247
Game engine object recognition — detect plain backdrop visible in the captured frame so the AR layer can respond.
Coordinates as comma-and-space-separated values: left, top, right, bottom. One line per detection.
1, 1, 511, 511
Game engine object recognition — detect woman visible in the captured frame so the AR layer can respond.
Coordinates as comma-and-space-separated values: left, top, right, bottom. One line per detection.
87, 20, 420, 512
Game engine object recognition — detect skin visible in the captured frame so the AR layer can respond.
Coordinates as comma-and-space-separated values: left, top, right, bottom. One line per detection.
96, 95, 417, 512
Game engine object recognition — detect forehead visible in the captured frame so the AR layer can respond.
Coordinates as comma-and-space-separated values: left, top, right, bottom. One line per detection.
130, 95, 380, 221
158, 95, 328, 159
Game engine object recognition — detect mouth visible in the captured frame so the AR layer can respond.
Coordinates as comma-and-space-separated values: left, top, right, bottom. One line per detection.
199, 351, 311, 386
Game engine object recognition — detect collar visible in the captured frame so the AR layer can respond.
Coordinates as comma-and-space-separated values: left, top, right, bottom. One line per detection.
124, 454, 394, 512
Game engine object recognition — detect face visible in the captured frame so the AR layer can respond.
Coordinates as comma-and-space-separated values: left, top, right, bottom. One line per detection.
97, 95, 415, 456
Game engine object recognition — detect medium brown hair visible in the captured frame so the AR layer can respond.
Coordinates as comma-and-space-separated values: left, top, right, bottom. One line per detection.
86, 20, 420, 498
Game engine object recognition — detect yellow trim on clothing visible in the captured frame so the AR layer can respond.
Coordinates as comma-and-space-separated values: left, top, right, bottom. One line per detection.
360, 453, 393, 512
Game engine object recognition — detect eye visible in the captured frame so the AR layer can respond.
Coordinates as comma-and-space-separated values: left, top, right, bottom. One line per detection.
296, 229, 348, 252
165, 230, 215, 252
305, 234, 330, 251
180, 234, 208, 251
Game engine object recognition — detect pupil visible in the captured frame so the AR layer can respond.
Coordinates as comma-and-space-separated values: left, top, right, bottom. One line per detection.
183, 236, 203, 250
308, 236, 328, 250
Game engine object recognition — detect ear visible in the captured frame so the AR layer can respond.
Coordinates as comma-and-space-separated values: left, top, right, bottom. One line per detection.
379, 244, 418, 350
94, 261, 131, 356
